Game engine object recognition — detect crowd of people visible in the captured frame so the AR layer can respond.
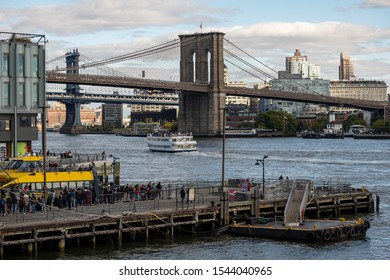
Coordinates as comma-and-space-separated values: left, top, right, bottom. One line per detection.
0, 180, 169, 216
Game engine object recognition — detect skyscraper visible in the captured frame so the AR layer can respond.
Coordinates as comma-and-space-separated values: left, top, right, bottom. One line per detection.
339, 52, 355, 80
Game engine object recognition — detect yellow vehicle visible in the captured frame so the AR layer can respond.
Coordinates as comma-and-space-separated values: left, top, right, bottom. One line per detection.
0, 156, 98, 192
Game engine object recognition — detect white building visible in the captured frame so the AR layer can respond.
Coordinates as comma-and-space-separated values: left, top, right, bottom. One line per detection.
286, 49, 321, 79
330, 80, 387, 102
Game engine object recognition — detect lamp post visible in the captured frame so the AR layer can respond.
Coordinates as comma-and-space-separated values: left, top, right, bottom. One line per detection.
255, 155, 268, 198
220, 107, 227, 193
38, 105, 50, 199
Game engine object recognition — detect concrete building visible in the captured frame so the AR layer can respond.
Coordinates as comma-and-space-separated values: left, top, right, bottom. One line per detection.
267, 72, 330, 116
265, 49, 329, 117
130, 90, 177, 113
286, 49, 320, 79
330, 80, 387, 102
102, 103, 123, 128
339, 52, 355, 81
0, 32, 46, 158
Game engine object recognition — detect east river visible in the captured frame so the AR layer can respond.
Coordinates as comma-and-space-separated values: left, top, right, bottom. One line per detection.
28, 133, 389, 260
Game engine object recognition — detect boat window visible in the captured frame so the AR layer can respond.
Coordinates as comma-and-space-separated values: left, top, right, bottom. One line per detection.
68, 181, 77, 189
52, 182, 61, 189
6, 160, 23, 170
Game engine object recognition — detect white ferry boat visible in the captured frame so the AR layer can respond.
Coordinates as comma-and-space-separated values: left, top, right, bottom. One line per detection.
146, 131, 197, 152
344, 124, 367, 137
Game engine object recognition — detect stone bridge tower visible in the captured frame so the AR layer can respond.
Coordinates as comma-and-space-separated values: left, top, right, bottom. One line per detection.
59, 49, 86, 134
178, 32, 226, 136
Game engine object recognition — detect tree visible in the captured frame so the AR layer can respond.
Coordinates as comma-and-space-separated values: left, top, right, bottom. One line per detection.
343, 114, 366, 131
371, 119, 390, 133
255, 111, 298, 133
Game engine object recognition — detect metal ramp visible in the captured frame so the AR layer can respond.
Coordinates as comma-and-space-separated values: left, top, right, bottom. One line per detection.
284, 181, 310, 226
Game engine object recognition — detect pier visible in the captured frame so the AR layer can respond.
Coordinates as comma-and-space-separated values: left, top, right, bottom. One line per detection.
0, 180, 377, 259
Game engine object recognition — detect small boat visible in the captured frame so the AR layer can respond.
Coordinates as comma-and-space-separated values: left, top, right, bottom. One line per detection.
146, 130, 197, 152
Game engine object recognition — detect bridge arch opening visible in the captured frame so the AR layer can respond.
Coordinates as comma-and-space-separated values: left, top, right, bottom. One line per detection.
193, 51, 196, 83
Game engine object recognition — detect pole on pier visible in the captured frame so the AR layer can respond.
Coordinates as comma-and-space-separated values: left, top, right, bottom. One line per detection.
118, 217, 123, 248
90, 224, 96, 248
251, 189, 260, 218
219, 191, 229, 226
376, 194, 380, 212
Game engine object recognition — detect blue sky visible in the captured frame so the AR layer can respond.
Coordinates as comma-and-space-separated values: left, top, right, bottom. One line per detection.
1, 0, 389, 90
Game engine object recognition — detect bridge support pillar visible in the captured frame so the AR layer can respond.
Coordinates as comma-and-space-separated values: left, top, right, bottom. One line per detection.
59, 102, 86, 134
59, 49, 86, 134
178, 32, 226, 136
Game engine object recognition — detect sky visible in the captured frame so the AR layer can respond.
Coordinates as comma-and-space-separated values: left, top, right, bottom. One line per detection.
1, 0, 389, 92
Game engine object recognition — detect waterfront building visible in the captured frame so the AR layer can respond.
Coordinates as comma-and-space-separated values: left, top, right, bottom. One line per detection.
264, 50, 329, 117
0, 32, 46, 158
330, 80, 387, 102
102, 103, 123, 128
130, 90, 177, 113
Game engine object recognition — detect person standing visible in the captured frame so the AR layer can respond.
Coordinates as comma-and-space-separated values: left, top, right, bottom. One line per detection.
180, 187, 186, 203
11, 193, 18, 214
0, 196, 5, 216
41, 193, 46, 212
156, 182, 162, 200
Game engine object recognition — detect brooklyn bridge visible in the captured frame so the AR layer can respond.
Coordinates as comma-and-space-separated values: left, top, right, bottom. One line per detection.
45, 32, 389, 136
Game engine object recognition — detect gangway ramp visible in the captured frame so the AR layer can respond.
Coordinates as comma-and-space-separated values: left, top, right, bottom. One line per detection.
284, 181, 310, 226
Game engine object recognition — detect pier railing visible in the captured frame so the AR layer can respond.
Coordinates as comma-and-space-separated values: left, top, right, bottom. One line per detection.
0, 178, 369, 226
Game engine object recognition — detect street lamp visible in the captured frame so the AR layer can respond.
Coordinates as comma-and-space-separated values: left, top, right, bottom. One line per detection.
220, 107, 227, 192
255, 155, 268, 198
38, 105, 50, 199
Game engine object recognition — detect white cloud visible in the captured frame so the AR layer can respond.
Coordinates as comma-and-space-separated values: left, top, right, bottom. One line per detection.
1, 0, 224, 36
359, 0, 390, 8
220, 22, 390, 82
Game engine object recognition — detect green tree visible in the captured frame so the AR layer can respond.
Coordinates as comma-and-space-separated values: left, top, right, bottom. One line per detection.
371, 119, 390, 133
255, 111, 298, 133
343, 114, 366, 131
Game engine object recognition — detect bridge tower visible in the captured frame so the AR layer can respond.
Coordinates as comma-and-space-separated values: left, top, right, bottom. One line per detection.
59, 49, 86, 134
178, 32, 226, 136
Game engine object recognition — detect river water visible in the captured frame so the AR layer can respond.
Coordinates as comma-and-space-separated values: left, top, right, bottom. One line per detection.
29, 133, 389, 260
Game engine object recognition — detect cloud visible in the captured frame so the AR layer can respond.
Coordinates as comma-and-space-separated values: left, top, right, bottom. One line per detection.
219, 22, 390, 82
359, 0, 390, 8
0, 0, 224, 37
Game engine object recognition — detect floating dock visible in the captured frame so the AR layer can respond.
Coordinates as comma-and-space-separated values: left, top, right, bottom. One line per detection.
0, 180, 378, 259
229, 217, 370, 242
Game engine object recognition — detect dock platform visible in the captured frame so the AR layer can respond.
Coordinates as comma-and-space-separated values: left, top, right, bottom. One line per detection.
0, 179, 378, 259
229, 217, 370, 242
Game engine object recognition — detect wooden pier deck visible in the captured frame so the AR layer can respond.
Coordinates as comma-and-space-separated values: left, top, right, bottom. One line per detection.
0, 182, 378, 259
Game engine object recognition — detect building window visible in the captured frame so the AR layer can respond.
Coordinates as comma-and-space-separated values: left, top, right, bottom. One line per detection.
32, 55, 39, 78
19, 116, 36, 127
17, 82, 25, 106
18, 54, 25, 77
2, 53, 9, 76
3, 82, 10, 106
32, 83, 39, 107
0, 119, 10, 130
